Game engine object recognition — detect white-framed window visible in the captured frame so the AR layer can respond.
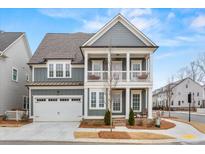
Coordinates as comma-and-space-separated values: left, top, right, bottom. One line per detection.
92, 60, 103, 71
47, 60, 71, 78
23, 96, 29, 110
26, 74, 29, 82
131, 60, 142, 71
131, 90, 142, 112
12, 67, 18, 82
89, 89, 106, 110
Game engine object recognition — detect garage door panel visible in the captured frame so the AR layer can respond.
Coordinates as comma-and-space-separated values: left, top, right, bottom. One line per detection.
34, 96, 82, 122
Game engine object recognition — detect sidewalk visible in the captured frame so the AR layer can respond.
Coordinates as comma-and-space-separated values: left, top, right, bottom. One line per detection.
75, 119, 205, 144
173, 111, 205, 116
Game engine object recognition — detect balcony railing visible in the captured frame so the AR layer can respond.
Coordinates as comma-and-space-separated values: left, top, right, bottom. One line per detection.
87, 70, 150, 82
88, 71, 108, 81
130, 71, 150, 82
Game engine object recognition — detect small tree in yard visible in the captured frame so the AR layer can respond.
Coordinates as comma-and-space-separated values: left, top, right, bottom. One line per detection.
104, 110, 111, 125
128, 108, 135, 126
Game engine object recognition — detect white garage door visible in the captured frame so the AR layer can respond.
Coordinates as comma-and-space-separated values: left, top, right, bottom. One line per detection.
33, 95, 82, 121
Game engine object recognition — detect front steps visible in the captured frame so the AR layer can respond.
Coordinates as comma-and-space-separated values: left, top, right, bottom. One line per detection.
112, 117, 126, 126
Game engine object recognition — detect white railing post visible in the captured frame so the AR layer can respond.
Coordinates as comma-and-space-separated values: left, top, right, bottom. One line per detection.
84, 52, 88, 83
126, 53, 130, 82
149, 53, 153, 82
16, 110, 19, 121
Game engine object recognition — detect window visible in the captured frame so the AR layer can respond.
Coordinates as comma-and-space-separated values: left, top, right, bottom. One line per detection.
56, 64, 63, 77
131, 90, 141, 112
198, 101, 200, 106
197, 92, 199, 96
91, 92, 97, 108
171, 101, 174, 106
48, 61, 71, 78
132, 94, 140, 111
186, 84, 188, 88
89, 89, 106, 109
49, 64, 54, 77
99, 92, 105, 108
48, 98, 57, 102
23, 96, 29, 110
182, 101, 184, 104
12, 67, 18, 81
178, 101, 181, 106
65, 64, 70, 77
60, 98, 70, 102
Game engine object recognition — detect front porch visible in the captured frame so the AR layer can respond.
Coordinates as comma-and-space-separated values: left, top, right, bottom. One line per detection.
83, 87, 153, 119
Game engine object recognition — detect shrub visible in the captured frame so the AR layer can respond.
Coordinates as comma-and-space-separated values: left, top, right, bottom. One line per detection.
128, 108, 135, 126
2, 114, 8, 121
104, 110, 111, 125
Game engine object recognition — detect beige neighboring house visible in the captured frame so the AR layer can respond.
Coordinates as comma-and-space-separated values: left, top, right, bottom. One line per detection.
153, 78, 204, 110
0, 32, 32, 115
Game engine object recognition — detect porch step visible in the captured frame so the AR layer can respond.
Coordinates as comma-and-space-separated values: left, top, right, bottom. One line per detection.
112, 117, 126, 126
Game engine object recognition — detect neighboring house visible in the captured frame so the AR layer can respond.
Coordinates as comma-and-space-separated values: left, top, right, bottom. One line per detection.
153, 78, 204, 110
27, 14, 158, 122
0, 32, 32, 115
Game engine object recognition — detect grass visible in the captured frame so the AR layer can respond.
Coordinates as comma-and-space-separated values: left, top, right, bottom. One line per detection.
74, 131, 175, 140
171, 118, 205, 134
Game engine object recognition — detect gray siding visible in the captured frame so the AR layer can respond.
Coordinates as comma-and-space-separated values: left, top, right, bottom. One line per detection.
92, 22, 146, 46
31, 89, 84, 116
34, 68, 84, 82
0, 36, 31, 115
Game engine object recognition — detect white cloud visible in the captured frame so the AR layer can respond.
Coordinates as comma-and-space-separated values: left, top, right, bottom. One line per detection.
154, 52, 174, 60
191, 15, 205, 28
38, 9, 84, 20
81, 18, 107, 32
120, 8, 152, 18
167, 12, 175, 20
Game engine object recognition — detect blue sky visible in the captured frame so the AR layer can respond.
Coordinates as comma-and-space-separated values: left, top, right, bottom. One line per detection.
1, 8, 205, 89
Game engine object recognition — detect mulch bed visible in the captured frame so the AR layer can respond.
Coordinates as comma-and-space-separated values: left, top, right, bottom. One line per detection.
98, 131, 131, 139
127, 120, 176, 130
0, 119, 33, 127
79, 119, 115, 128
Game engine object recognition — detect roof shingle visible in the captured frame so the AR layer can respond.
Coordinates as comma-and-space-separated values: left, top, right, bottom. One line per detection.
0, 32, 23, 51
28, 32, 94, 64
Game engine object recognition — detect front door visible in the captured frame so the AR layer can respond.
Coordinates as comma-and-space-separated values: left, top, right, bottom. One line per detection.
112, 91, 122, 113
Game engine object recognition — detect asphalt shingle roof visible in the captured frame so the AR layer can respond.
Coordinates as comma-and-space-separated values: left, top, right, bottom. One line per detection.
0, 32, 23, 52
28, 32, 94, 64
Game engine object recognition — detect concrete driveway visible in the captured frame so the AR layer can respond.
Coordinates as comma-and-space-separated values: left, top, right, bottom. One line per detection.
0, 122, 79, 141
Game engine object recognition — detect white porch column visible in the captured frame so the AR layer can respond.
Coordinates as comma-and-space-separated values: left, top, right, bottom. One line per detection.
145, 88, 148, 109
126, 53, 130, 82
148, 87, 153, 119
84, 52, 88, 83
126, 88, 130, 119
108, 51, 111, 81
84, 88, 88, 118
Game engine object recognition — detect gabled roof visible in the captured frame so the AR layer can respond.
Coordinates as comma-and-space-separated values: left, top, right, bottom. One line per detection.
28, 33, 94, 64
82, 14, 157, 47
0, 32, 24, 52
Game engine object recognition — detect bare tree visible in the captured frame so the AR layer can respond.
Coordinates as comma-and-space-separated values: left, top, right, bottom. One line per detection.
176, 67, 189, 80
104, 45, 119, 132
165, 76, 174, 117
196, 53, 205, 84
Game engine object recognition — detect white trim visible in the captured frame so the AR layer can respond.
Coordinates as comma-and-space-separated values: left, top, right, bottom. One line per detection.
131, 90, 142, 112
29, 87, 32, 117
33, 95, 82, 99
82, 14, 156, 47
125, 88, 130, 119
72, 65, 84, 68
89, 88, 106, 110
112, 90, 123, 113
29, 86, 84, 90
11, 66, 18, 82
22, 95, 29, 110
47, 60, 72, 78
84, 115, 125, 119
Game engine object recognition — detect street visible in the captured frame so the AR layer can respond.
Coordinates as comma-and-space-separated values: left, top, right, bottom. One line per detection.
163, 111, 205, 124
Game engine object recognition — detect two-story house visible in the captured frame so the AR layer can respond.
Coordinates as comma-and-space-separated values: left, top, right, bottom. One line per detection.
27, 14, 158, 121
153, 78, 204, 110
0, 32, 32, 115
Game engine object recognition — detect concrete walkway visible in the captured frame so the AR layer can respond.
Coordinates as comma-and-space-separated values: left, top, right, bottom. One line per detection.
75, 119, 205, 143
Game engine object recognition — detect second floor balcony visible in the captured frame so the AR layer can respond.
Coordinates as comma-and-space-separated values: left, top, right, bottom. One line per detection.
85, 51, 152, 83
